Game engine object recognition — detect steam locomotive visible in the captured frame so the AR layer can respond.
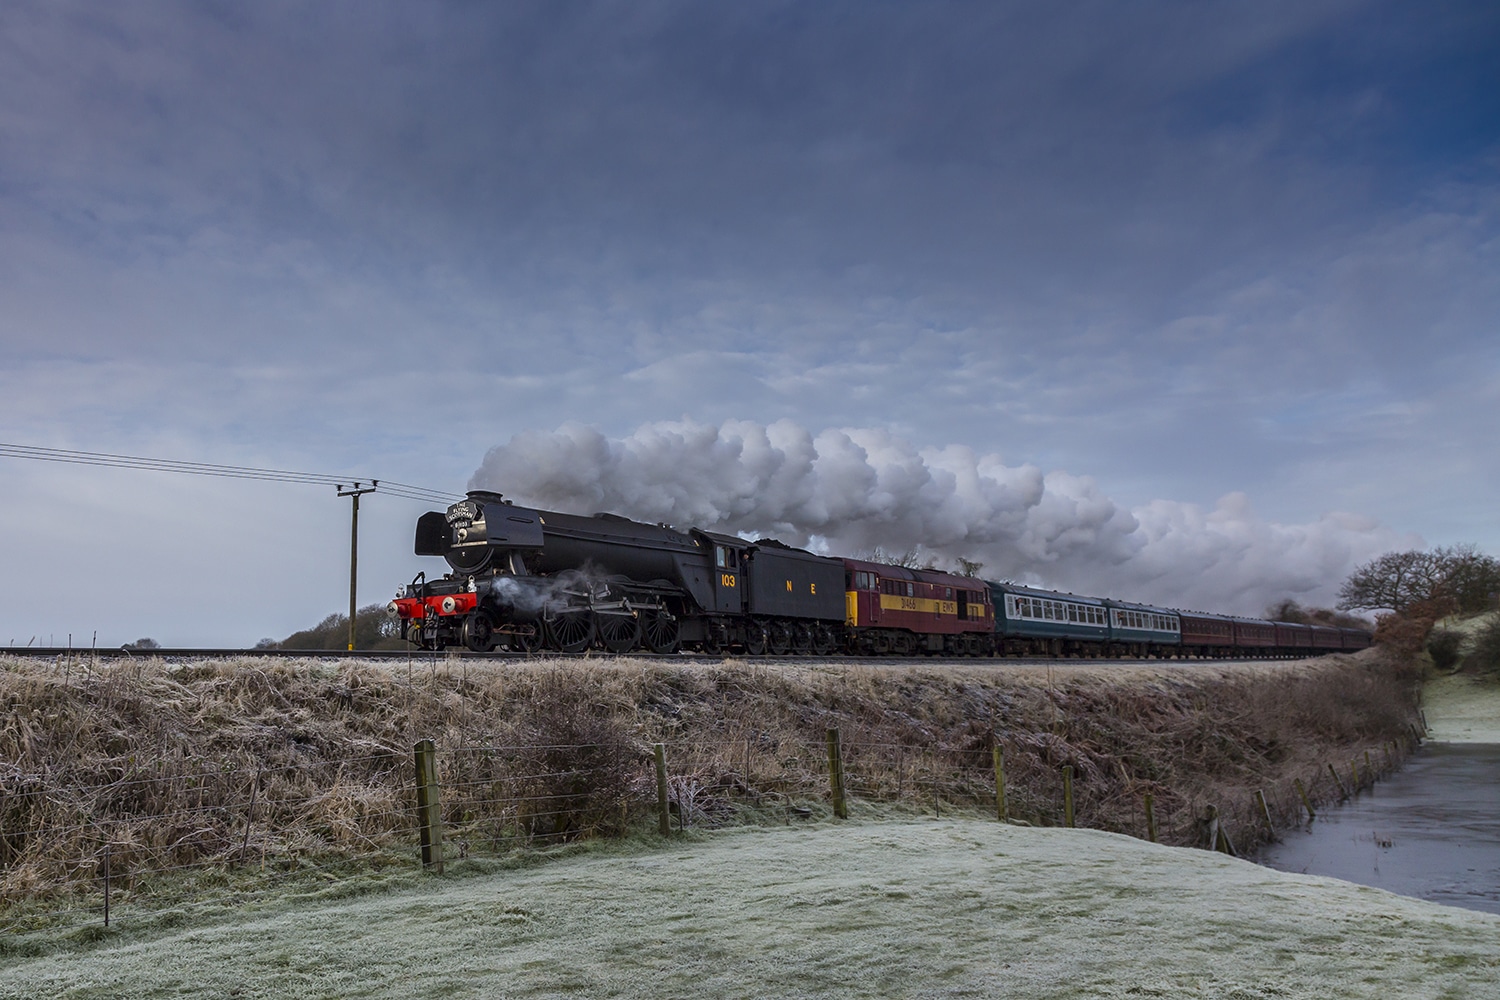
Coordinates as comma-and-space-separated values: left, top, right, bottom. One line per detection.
388, 491, 1373, 658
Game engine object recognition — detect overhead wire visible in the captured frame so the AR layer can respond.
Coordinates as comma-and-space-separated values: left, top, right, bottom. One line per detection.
0, 442, 463, 506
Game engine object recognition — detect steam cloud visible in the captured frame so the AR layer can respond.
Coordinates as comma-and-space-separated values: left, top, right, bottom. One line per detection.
470, 419, 1410, 616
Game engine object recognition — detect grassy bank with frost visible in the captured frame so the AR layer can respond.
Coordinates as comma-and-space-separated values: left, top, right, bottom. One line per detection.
1, 818, 1495, 1000
3, 651, 1418, 916
1423, 672, 1500, 743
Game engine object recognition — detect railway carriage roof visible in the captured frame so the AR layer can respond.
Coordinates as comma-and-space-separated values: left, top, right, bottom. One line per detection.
983, 582, 1108, 606
842, 557, 917, 579
1176, 610, 1236, 623
1103, 598, 1179, 616
842, 559, 984, 590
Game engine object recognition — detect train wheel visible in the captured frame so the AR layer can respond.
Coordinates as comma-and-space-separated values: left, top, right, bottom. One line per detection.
768, 621, 792, 655
462, 612, 496, 653
791, 623, 813, 655
812, 624, 836, 656
596, 613, 642, 654
545, 610, 595, 653
642, 613, 680, 654
509, 625, 541, 654
702, 622, 729, 655
744, 621, 768, 656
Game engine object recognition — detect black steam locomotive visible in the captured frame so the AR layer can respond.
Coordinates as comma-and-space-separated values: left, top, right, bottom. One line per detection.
391, 491, 847, 655
390, 491, 1373, 658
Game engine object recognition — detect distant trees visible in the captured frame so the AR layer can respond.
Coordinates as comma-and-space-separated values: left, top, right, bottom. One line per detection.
1337, 545, 1500, 615
273, 604, 406, 651
1262, 599, 1369, 630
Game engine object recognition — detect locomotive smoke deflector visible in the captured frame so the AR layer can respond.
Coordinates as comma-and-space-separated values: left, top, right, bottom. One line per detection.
414, 492, 545, 574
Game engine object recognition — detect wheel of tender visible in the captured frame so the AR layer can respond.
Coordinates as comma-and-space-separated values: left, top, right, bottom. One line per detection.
812, 624, 836, 656
596, 613, 642, 654
545, 610, 595, 653
768, 621, 792, 655
642, 613, 680, 654
791, 622, 813, 655
462, 612, 496, 652
744, 621, 768, 656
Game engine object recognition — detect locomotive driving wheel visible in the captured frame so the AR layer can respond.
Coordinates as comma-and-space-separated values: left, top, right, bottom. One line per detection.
596, 613, 642, 654
545, 609, 595, 653
461, 612, 496, 653
641, 612, 680, 654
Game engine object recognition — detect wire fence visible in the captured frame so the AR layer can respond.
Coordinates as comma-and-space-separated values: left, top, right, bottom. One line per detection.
1, 723, 1424, 934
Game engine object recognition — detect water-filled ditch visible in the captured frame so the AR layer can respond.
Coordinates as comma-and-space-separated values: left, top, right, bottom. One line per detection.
1257, 742, 1500, 915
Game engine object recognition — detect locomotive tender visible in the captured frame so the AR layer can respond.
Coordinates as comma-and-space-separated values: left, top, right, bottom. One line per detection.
389, 491, 1372, 658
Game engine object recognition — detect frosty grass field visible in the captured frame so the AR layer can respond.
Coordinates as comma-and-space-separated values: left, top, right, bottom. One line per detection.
2, 819, 1497, 998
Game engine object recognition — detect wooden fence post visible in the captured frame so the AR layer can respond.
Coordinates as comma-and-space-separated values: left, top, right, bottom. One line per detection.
1062, 764, 1075, 828
992, 743, 1008, 822
1327, 763, 1349, 801
1349, 759, 1361, 795
1144, 792, 1157, 843
1295, 778, 1316, 821
102, 843, 111, 928
414, 739, 443, 872
654, 743, 670, 836
826, 728, 847, 819
1254, 789, 1274, 839
1204, 804, 1219, 851
238, 770, 260, 866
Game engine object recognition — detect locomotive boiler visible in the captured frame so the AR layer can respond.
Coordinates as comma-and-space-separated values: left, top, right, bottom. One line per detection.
390, 491, 845, 654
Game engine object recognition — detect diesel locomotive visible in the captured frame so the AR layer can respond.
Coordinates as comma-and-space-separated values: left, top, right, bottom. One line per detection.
389, 491, 1372, 658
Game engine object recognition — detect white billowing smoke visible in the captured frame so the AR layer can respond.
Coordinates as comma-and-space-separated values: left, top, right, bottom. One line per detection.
469, 419, 1409, 616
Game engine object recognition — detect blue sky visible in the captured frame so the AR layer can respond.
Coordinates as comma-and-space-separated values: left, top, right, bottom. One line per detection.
1, 1, 1496, 645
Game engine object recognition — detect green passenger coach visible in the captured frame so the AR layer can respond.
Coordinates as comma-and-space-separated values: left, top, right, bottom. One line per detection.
987, 582, 1111, 657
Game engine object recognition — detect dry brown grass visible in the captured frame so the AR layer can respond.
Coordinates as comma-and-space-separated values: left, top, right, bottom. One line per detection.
1, 649, 1420, 913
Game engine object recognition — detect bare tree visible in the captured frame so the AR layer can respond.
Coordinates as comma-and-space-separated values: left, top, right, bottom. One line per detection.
1433, 544, 1500, 614
1265, 598, 1371, 629
1338, 545, 1500, 614
956, 558, 985, 578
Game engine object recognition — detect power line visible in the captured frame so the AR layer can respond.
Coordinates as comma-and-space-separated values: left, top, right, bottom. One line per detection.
0, 443, 463, 506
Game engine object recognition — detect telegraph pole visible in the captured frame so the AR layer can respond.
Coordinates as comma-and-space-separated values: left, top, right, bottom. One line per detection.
337, 481, 378, 651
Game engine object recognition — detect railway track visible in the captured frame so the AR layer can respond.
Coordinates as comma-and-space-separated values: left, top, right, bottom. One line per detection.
0, 645, 1295, 668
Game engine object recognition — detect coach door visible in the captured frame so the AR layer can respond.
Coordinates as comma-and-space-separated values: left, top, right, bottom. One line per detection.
712, 544, 745, 614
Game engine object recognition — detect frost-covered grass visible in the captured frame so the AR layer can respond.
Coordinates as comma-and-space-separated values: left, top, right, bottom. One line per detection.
1423, 671, 1500, 743
1, 649, 1420, 911
1, 818, 1495, 1000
